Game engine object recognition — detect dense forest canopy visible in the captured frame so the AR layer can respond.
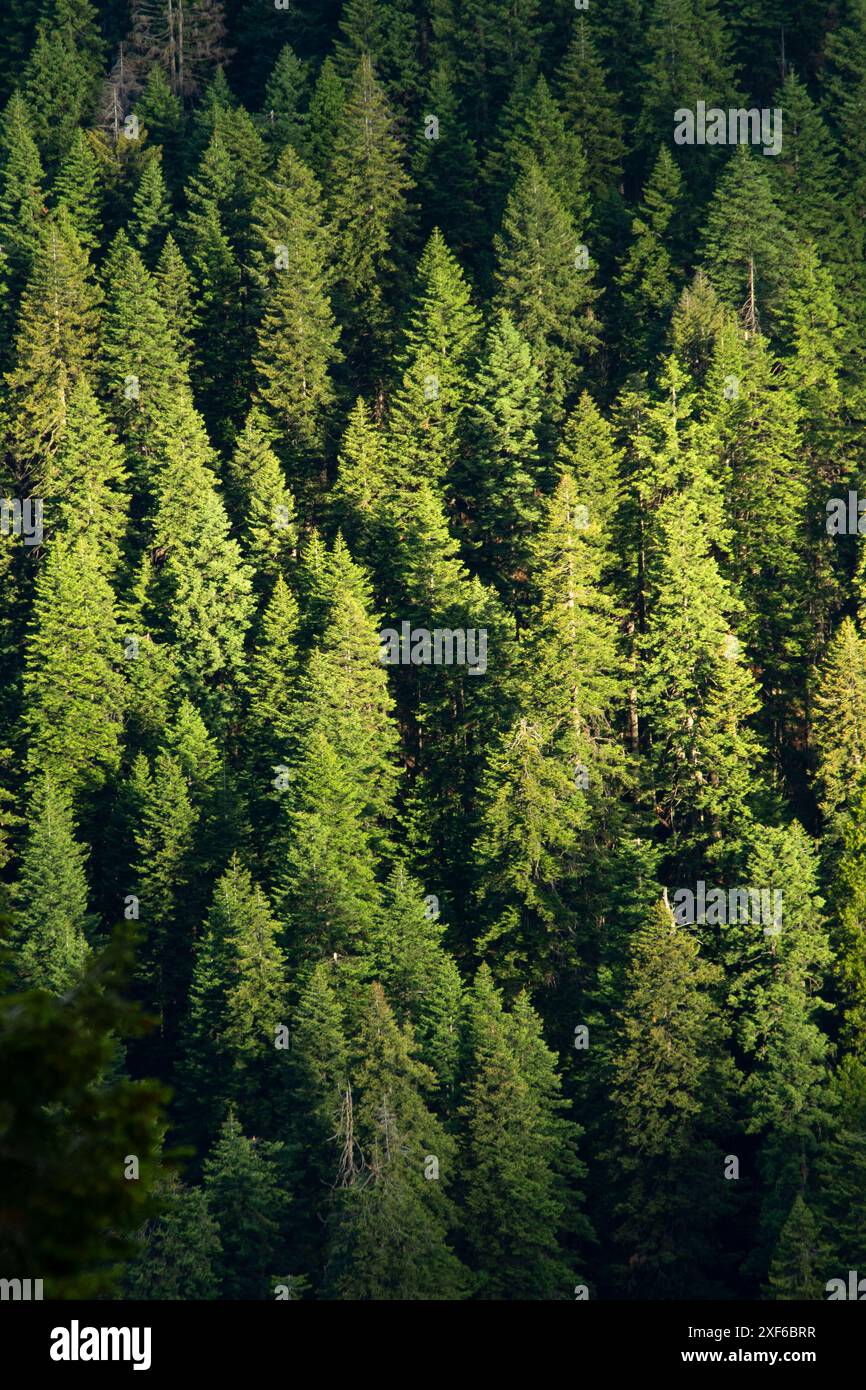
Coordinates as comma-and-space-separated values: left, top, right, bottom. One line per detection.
0, 0, 865, 1302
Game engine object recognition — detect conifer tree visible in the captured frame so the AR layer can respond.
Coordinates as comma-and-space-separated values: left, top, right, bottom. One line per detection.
0, 91, 45, 320
731, 825, 832, 1269
250, 144, 340, 468
129, 745, 199, 1056
386, 228, 481, 491
459, 310, 543, 613
329, 54, 413, 373
494, 155, 599, 420
274, 730, 382, 973
765, 1195, 827, 1300
305, 56, 344, 185
606, 897, 735, 1298
363, 863, 464, 1095
99, 229, 189, 487
35, 376, 128, 569
555, 13, 625, 205
323, 982, 466, 1300
335, 0, 421, 111
23, 16, 100, 173
181, 856, 288, 1145
412, 65, 484, 262
22, 533, 125, 802
3, 208, 100, 476
153, 232, 197, 367
259, 44, 309, 155
224, 411, 297, 588
203, 1110, 291, 1300
135, 63, 183, 166
812, 617, 866, 830
460, 966, 590, 1299
129, 155, 172, 263
700, 149, 794, 334
618, 147, 683, 363
142, 393, 254, 720
286, 961, 349, 1246
13, 773, 93, 992
638, 0, 739, 161
52, 126, 102, 253
125, 1176, 222, 1299
330, 397, 390, 562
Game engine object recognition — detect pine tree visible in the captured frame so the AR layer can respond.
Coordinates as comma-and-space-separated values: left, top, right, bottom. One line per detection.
826, 774, 866, 1053
142, 393, 254, 720
288, 535, 400, 837
812, 617, 866, 830
700, 148, 794, 334
305, 56, 344, 185
412, 64, 484, 262
731, 824, 832, 1272
459, 310, 543, 613
23, 16, 101, 174
363, 863, 464, 1095
618, 147, 684, 364
153, 232, 197, 367
637, 360, 764, 874
330, 397, 390, 561
335, 0, 422, 111
638, 0, 739, 161
135, 63, 183, 164
35, 376, 128, 569
99, 230, 189, 485
485, 74, 590, 233
274, 729, 382, 973
129, 745, 199, 1056
246, 573, 300, 775
473, 407, 627, 993
224, 410, 297, 588
13, 773, 93, 992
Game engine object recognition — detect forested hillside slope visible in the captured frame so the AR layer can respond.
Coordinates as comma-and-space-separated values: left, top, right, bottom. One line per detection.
1, 0, 865, 1301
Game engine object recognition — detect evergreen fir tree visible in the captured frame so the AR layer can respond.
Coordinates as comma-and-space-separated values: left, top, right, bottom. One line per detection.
606, 896, 736, 1298
203, 1110, 291, 1300
328, 54, 413, 374
22, 533, 125, 801
250, 144, 341, 468
125, 1176, 222, 1299
460, 965, 590, 1299
323, 982, 467, 1300
52, 126, 102, 253
129, 155, 172, 264
13, 773, 93, 992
